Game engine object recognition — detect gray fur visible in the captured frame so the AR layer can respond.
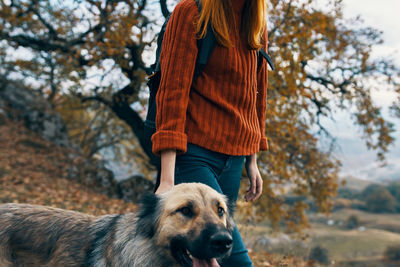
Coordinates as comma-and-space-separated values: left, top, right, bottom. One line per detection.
0, 183, 234, 267
0, 204, 177, 267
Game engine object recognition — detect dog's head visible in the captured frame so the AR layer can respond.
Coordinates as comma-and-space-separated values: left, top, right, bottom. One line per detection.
137, 183, 235, 267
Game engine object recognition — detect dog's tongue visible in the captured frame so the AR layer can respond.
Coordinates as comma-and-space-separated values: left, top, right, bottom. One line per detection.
192, 258, 220, 267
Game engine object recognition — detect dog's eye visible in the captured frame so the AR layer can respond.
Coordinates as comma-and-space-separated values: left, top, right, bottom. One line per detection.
218, 207, 225, 217
179, 207, 193, 217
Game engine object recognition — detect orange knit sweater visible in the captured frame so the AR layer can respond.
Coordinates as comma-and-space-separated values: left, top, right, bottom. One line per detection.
151, 0, 269, 156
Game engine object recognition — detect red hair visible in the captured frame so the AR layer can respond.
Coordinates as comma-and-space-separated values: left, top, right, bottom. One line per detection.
196, 0, 267, 49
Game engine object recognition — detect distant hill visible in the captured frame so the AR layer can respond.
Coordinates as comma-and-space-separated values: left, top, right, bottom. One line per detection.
339, 175, 380, 191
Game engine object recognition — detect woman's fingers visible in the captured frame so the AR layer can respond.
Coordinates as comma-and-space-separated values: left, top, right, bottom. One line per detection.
254, 175, 263, 200
251, 176, 256, 195
245, 172, 263, 202
245, 177, 255, 202
244, 159, 264, 202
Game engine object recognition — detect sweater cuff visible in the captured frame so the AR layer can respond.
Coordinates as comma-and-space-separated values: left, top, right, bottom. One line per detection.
260, 136, 269, 151
151, 130, 188, 156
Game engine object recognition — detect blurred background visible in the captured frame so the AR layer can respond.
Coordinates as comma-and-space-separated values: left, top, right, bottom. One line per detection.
0, 0, 399, 266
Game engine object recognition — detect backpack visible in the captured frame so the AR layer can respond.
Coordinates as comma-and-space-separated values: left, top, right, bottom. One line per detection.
144, 0, 275, 170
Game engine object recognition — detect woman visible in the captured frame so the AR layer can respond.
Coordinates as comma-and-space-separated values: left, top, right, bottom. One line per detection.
152, 0, 269, 265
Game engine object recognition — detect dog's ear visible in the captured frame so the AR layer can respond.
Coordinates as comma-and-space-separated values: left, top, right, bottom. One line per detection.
137, 192, 160, 238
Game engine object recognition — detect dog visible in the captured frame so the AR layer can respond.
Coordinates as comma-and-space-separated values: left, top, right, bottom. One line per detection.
0, 183, 235, 267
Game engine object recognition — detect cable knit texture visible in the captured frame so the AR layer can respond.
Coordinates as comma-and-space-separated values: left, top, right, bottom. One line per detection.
152, 0, 269, 156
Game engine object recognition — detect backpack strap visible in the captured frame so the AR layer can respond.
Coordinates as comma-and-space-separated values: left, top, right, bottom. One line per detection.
153, 0, 215, 78
193, 0, 216, 79
258, 48, 275, 70
193, 23, 217, 78
153, 15, 171, 73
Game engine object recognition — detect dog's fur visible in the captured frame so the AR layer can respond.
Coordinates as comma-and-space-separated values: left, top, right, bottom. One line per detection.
0, 183, 235, 267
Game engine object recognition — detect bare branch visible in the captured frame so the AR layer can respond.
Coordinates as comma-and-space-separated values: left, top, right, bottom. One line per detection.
79, 94, 112, 107
159, 0, 170, 18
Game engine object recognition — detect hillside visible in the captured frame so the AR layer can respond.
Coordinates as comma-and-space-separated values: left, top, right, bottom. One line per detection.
0, 118, 137, 215
339, 175, 379, 191
0, 118, 306, 266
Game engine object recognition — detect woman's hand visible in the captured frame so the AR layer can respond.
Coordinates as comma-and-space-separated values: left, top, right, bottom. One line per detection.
155, 180, 174, 194
155, 149, 177, 195
244, 153, 263, 202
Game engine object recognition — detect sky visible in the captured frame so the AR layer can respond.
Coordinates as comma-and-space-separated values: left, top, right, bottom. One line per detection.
327, 0, 400, 182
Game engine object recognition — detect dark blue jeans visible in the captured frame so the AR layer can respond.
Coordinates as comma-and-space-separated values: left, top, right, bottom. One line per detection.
174, 143, 253, 267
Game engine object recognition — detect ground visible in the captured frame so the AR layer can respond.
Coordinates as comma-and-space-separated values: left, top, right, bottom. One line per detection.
0, 119, 136, 215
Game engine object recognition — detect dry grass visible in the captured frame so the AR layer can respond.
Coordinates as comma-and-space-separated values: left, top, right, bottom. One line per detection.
248, 251, 315, 267
306, 225, 400, 261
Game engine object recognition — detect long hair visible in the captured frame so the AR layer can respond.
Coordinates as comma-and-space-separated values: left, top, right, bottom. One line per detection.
196, 0, 267, 49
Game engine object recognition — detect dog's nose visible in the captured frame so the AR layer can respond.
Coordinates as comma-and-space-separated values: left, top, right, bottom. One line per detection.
210, 232, 233, 254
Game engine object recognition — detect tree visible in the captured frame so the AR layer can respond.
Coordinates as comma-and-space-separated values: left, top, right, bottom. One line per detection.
360, 184, 396, 213
0, 0, 157, 165
387, 182, 400, 202
384, 244, 400, 262
345, 214, 359, 230
360, 184, 387, 199
309, 245, 330, 265
1, 0, 399, 232
387, 182, 400, 212
363, 186, 396, 213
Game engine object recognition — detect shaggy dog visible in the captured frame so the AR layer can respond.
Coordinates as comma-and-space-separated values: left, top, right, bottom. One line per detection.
0, 183, 235, 267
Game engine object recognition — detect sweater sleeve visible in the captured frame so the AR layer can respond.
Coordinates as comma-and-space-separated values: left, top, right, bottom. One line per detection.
151, 0, 199, 155
256, 29, 269, 151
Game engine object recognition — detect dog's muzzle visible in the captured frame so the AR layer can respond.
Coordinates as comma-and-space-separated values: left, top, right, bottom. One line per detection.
170, 224, 233, 267
209, 232, 233, 256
